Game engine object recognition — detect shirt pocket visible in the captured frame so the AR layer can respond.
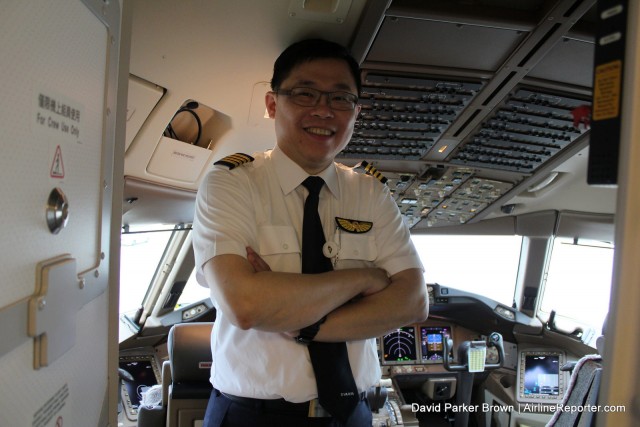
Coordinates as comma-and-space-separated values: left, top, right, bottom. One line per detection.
257, 225, 300, 256
338, 234, 377, 262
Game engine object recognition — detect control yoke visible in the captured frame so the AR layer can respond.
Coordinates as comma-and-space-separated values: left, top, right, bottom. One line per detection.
443, 332, 505, 372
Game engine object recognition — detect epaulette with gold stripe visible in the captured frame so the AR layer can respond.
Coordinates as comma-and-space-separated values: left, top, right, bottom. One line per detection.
355, 160, 388, 184
214, 153, 254, 170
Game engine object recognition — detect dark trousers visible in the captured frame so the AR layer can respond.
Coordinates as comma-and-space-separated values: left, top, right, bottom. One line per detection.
203, 389, 373, 427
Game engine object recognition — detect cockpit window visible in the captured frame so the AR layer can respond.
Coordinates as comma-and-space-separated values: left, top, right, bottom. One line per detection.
120, 225, 211, 327
119, 224, 175, 317
539, 237, 614, 346
181, 268, 210, 307
411, 235, 523, 306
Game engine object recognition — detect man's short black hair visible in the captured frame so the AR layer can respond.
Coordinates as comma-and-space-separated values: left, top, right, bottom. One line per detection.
270, 39, 362, 95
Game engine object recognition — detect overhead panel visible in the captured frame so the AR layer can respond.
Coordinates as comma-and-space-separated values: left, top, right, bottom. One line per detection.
450, 87, 591, 173
338, 73, 483, 161
342, 0, 601, 224
380, 167, 514, 228
426, 177, 514, 227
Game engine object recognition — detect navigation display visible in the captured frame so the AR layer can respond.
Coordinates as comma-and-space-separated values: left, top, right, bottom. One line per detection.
382, 326, 418, 364
420, 326, 452, 363
517, 350, 565, 403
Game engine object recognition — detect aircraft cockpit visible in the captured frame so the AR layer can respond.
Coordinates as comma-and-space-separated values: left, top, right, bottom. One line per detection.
116, 240, 610, 427
1, 0, 637, 426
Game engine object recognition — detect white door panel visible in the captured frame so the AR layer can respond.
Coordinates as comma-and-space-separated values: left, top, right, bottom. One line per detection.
0, 0, 123, 426
1, 296, 109, 426
0, 0, 106, 305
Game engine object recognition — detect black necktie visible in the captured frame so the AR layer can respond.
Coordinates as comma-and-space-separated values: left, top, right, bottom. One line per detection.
301, 176, 360, 423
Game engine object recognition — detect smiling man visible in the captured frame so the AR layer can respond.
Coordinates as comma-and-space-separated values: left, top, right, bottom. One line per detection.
267, 57, 360, 174
193, 39, 428, 427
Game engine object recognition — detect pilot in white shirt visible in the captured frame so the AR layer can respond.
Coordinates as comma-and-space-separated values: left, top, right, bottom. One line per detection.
193, 38, 428, 427
194, 146, 423, 400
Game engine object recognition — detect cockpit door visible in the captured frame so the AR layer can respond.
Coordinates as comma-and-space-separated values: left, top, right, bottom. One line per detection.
0, 0, 125, 425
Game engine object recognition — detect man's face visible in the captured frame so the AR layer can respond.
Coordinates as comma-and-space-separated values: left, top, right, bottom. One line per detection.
265, 58, 361, 175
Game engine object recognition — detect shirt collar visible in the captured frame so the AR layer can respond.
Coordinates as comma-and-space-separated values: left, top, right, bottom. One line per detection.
272, 145, 340, 199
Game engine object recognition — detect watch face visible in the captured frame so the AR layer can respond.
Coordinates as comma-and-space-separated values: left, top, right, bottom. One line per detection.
295, 322, 321, 345
295, 336, 310, 345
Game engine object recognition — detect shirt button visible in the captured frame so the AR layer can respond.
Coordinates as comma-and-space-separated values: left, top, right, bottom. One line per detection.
353, 250, 359, 256
283, 243, 289, 250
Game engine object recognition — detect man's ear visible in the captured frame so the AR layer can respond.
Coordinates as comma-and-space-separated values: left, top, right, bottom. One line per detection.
265, 92, 277, 119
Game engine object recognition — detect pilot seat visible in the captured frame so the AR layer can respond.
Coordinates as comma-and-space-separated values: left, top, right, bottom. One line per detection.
137, 322, 214, 427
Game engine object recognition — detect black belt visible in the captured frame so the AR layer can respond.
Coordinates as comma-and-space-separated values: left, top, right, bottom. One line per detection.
220, 391, 367, 417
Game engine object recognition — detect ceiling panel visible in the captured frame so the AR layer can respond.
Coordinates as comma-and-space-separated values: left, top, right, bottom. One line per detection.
367, 17, 527, 72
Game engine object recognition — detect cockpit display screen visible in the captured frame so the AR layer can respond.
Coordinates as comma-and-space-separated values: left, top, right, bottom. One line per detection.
382, 326, 418, 364
523, 354, 559, 396
420, 326, 452, 364
119, 357, 160, 411
517, 350, 566, 403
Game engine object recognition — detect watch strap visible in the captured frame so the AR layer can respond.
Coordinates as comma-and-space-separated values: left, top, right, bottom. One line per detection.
294, 316, 327, 345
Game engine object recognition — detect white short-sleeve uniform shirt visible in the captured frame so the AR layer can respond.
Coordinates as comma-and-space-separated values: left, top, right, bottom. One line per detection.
193, 146, 423, 402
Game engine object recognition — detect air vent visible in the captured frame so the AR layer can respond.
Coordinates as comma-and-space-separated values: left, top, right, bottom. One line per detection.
517, 23, 562, 67
453, 109, 481, 138
481, 71, 517, 106
338, 73, 483, 161
451, 87, 591, 173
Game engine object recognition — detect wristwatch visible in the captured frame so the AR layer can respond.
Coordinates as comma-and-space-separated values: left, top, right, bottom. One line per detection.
294, 316, 327, 345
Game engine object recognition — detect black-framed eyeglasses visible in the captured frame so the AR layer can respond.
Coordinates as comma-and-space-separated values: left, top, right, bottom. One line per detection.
275, 87, 359, 111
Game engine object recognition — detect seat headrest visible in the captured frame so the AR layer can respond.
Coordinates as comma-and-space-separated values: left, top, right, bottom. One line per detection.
168, 323, 214, 383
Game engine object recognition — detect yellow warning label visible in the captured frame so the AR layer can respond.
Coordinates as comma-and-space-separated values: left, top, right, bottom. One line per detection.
593, 60, 622, 121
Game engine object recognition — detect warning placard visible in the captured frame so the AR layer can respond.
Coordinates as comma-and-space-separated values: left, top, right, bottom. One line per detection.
592, 60, 622, 121
50, 145, 65, 179
32, 88, 83, 145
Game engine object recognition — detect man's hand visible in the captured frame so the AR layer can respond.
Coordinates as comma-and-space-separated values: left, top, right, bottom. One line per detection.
360, 268, 391, 297
246, 246, 271, 272
244, 245, 390, 338
247, 246, 389, 297
206, 246, 399, 332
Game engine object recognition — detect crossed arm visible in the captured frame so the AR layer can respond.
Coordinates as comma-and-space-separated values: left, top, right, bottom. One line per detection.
202, 247, 428, 342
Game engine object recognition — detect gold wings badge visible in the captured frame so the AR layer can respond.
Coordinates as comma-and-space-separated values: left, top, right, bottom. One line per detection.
335, 217, 373, 233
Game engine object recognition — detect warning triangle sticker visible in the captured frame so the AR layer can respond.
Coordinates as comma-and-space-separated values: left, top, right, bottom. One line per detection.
50, 145, 65, 178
